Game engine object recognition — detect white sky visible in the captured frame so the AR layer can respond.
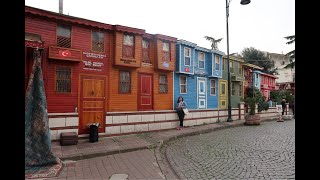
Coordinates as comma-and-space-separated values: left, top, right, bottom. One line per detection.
25, 0, 295, 55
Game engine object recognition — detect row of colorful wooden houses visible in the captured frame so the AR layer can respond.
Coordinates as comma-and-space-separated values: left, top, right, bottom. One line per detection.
25, 6, 279, 141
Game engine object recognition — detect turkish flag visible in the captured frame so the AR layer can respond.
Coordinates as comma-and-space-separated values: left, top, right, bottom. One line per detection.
59, 50, 71, 57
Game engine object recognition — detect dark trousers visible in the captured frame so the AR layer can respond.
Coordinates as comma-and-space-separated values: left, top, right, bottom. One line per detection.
282, 106, 286, 115
177, 109, 185, 127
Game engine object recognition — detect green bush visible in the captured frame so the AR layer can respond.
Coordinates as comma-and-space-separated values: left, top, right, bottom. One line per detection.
244, 87, 265, 115
270, 90, 294, 104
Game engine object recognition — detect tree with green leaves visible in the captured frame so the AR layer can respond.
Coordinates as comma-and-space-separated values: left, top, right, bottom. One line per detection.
241, 47, 276, 74
284, 35, 295, 69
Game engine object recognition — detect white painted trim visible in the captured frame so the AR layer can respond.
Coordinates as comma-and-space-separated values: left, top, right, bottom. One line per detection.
184, 47, 191, 67
197, 77, 207, 109
179, 44, 181, 72
176, 72, 194, 75
211, 52, 214, 76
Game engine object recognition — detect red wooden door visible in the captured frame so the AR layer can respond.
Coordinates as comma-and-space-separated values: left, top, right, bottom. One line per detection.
79, 75, 106, 134
138, 73, 153, 110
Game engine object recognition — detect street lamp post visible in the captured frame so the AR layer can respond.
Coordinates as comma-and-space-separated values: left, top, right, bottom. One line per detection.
226, 0, 250, 122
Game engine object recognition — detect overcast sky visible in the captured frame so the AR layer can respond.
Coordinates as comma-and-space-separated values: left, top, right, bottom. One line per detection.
25, 0, 295, 55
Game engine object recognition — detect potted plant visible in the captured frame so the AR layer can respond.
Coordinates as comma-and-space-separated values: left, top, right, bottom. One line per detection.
244, 87, 262, 125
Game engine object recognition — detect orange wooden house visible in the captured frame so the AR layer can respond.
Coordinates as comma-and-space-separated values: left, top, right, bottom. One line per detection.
25, 6, 177, 140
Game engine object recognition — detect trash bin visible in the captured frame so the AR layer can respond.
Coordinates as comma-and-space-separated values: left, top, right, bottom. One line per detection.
89, 124, 99, 143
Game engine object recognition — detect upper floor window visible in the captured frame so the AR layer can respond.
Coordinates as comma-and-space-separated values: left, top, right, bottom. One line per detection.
92, 31, 104, 52
57, 24, 71, 48
222, 58, 226, 71
215, 55, 220, 70
119, 71, 131, 93
230, 61, 234, 73
55, 66, 71, 93
180, 76, 187, 93
142, 39, 150, 63
184, 48, 191, 66
123, 34, 134, 58
238, 63, 242, 75
159, 74, 168, 93
162, 42, 170, 61
198, 52, 205, 69
239, 83, 243, 97
210, 80, 216, 95
231, 82, 235, 96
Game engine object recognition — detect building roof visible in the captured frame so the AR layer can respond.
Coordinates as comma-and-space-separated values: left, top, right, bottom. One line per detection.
26, 5, 177, 41
243, 63, 264, 70
223, 55, 244, 62
260, 72, 278, 79
177, 39, 197, 47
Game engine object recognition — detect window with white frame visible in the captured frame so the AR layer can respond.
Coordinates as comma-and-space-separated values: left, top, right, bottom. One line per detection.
210, 80, 216, 95
180, 76, 187, 93
215, 55, 220, 70
198, 52, 205, 69
184, 48, 191, 66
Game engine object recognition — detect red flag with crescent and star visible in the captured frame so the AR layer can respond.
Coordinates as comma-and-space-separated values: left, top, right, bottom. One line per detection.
59, 50, 71, 57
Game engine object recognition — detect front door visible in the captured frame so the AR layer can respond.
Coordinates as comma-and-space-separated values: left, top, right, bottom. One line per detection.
219, 80, 227, 108
138, 73, 153, 110
79, 75, 106, 134
197, 78, 206, 109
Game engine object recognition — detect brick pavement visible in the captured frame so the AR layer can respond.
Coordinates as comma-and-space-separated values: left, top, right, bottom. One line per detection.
166, 119, 295, 180
42, 116, 279, 179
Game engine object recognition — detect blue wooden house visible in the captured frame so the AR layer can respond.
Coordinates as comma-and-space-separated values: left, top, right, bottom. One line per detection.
174, 39, 224, 109
253, 70, 262, 90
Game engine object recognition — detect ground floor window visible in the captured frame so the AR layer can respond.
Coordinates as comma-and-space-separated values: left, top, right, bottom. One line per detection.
55, 66, 71, 93
159, 74, 168, 93
119, 71, 131, 93
180, 76, 187, 93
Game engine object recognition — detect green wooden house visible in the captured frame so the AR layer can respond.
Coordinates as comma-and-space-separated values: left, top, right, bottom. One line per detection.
220, 55, 245, 108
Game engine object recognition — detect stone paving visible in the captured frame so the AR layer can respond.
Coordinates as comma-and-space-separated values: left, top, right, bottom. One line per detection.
34, 116, 289, 180
166, 120, 295, 180
51, 149, 165, 180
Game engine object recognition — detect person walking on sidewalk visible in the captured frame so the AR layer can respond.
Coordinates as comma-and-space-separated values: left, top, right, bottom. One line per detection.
281, 98, 286, 115
176, 96, 187, 130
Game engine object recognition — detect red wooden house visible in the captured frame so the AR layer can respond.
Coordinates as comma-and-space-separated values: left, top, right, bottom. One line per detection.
260, 73, 278, 100
243, 63, 263, 96
25, 6, 177, 140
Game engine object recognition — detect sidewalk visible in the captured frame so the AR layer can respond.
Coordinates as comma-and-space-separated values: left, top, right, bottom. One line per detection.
52, 117, 277, 161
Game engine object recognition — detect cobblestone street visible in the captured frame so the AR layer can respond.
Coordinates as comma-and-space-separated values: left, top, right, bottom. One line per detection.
166, 120, 295, 180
